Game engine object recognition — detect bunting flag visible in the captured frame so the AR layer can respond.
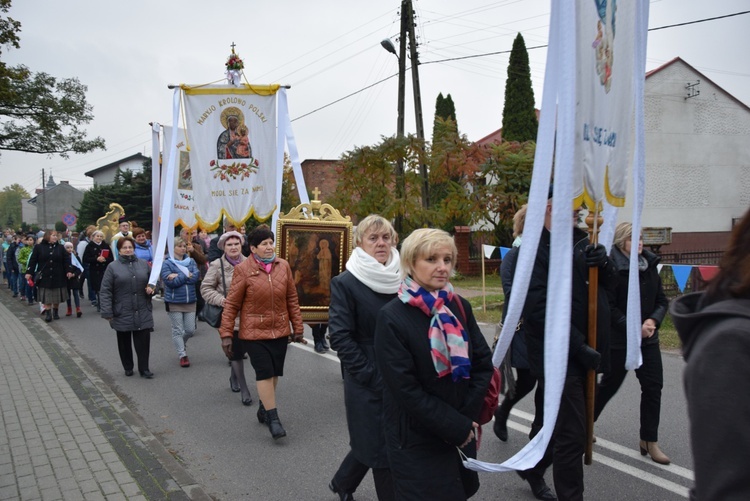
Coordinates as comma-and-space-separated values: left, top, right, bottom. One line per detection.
182, 84, 281, 229
482, 244, 512, 260
163, 126, 197, 229
671, 264, 693, 293
697, 265, 719, 282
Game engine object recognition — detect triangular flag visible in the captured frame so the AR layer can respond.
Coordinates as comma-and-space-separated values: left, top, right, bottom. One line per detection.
671, 264, 693, 293
697, 265, 719, 282
500, 247, 511, 260
657, 263, 663, 274
482, 244, 497, 259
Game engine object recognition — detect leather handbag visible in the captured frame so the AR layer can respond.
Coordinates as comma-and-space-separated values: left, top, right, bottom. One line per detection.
201, 258, 227, 328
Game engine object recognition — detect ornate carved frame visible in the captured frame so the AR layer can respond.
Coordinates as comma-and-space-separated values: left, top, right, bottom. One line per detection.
275, 199, 352, 322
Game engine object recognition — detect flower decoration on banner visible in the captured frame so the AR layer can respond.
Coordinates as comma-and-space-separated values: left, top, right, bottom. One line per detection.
225, 47, 245, 86
209, 159, 259, 182
225, 52, 244, 70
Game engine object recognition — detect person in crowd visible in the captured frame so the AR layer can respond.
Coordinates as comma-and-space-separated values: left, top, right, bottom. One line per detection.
594, 222, 670, 464
161, 237, 199, 368
198, 229, 211, 252
200, 231, 253, 405
8, 233, 20, 297
180, 228, 208, 321
374, 228, 493, 500
99, 237, 157, 378
207, 221, 250, 262
76, 224, 96, 300
521, 195, 614, 501
83, 230, 114, 310
77, 225, 96, 299
493, 205, 545, 446
63, 241, 84, 317
110, 217, 132, 259
219, 224, 304, 440
132, 227, 153, 265
671, 206, 750, 501
26, 230, 71, 323
14, 233, 32, 304
17, 234, 36, 305
1, 235, 7, 286
328, 215, 401, 501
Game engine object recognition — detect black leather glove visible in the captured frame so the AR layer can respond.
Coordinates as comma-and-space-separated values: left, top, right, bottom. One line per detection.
575, 344, 601, 370
584, 244, 608, 268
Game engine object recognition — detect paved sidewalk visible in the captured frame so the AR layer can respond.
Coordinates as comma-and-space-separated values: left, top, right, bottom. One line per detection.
0, 289, 210, 500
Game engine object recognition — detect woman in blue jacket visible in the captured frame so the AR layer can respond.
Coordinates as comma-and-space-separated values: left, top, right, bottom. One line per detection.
161, 237, 200, 367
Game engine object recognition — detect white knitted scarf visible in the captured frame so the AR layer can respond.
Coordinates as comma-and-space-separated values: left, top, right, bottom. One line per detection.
345, 247, 401, 294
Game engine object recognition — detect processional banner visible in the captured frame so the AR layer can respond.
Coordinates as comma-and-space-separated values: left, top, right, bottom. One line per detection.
467, 0, 649, 474
182, 85, 280, 229
575, 0, 637, 208
162, 126, 196, 229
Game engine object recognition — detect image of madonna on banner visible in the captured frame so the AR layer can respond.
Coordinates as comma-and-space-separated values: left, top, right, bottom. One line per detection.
182, 85, 280, 229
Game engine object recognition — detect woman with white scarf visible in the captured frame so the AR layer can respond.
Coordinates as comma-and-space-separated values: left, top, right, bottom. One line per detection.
328, 215, 401, 501
161, 237, 200, 368
64, 241, 85, 317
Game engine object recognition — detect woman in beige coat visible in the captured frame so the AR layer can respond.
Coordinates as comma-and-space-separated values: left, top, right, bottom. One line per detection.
219, 225, 305, 440
200, 231, 251, 405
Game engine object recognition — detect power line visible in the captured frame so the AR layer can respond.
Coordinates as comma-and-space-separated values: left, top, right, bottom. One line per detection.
291, 10, 750, 122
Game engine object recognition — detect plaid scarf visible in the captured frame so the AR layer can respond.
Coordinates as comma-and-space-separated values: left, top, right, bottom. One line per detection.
399, 276, 471, 382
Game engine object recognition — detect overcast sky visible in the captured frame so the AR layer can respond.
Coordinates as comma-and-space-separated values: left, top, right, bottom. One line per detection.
4, 0, 749, 196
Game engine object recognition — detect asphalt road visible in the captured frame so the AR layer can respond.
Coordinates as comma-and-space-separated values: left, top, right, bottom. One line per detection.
47, 296, 694, 500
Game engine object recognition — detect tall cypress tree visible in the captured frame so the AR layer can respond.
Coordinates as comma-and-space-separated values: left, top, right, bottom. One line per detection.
432, 92, 458, 146
501, 33, 537, 142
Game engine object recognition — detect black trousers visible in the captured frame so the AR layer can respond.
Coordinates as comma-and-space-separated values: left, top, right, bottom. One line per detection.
117, 329, 151, 373
525, 376, 586, 501
333, 450, 395, 501
595, 343, 664, 442
496, 368, 543, 433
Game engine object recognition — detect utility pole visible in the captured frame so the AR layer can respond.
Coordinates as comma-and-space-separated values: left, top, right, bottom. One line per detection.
393, 0, 409, 235
41, 168, 47, 230
405, 0, 429, 209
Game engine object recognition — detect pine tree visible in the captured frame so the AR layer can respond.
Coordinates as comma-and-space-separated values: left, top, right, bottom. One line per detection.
501, 33, 537, 142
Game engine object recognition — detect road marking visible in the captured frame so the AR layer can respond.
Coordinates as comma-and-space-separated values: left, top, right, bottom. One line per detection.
504, 411, 691, 498
295, 337, 693, 498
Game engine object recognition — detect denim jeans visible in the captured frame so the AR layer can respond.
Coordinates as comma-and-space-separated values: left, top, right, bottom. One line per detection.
167, 310, 196, 358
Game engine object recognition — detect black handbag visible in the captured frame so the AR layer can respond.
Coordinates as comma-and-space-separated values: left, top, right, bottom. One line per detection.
201, 258, 227, 328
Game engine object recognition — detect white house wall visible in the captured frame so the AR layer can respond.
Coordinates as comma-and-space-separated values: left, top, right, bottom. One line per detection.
621, 59, 750, 232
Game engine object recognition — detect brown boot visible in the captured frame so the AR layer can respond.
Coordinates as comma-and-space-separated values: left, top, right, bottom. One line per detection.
639, 440, 670, 465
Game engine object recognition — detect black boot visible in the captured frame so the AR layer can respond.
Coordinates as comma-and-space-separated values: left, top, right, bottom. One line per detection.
257, 401, 267, 424
493, 399, 511, 442
53, 308, 60, 320
45, 309, 52, 323
312, 324, 329, 353
265, 408, 286, 440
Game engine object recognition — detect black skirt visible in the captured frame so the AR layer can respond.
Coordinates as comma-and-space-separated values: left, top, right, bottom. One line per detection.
242, 337, 289, 380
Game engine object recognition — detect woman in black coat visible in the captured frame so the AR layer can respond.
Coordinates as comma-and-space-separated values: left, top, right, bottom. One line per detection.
25, 229, 70, 322
328, 215, 401, 501
374, 228, 493, 501
99, 237, 157, 378
82, 230, 114, 310
594, 222, 670, 464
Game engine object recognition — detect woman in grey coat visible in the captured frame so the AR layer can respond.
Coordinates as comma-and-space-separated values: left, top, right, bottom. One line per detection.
328, 215, 401, 501
99, 237, 157, 378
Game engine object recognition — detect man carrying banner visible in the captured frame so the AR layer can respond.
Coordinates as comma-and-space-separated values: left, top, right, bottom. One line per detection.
522, 195, 614, 501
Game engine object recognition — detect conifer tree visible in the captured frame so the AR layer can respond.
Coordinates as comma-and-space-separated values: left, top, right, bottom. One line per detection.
501, 33, 537, 142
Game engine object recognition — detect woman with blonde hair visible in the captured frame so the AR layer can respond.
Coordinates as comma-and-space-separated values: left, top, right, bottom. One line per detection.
82, 230, 114, 310
594, 222, 670, 464
328, 215, 401, 501
161, 237, 200, 367
374, 228, 493, 500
